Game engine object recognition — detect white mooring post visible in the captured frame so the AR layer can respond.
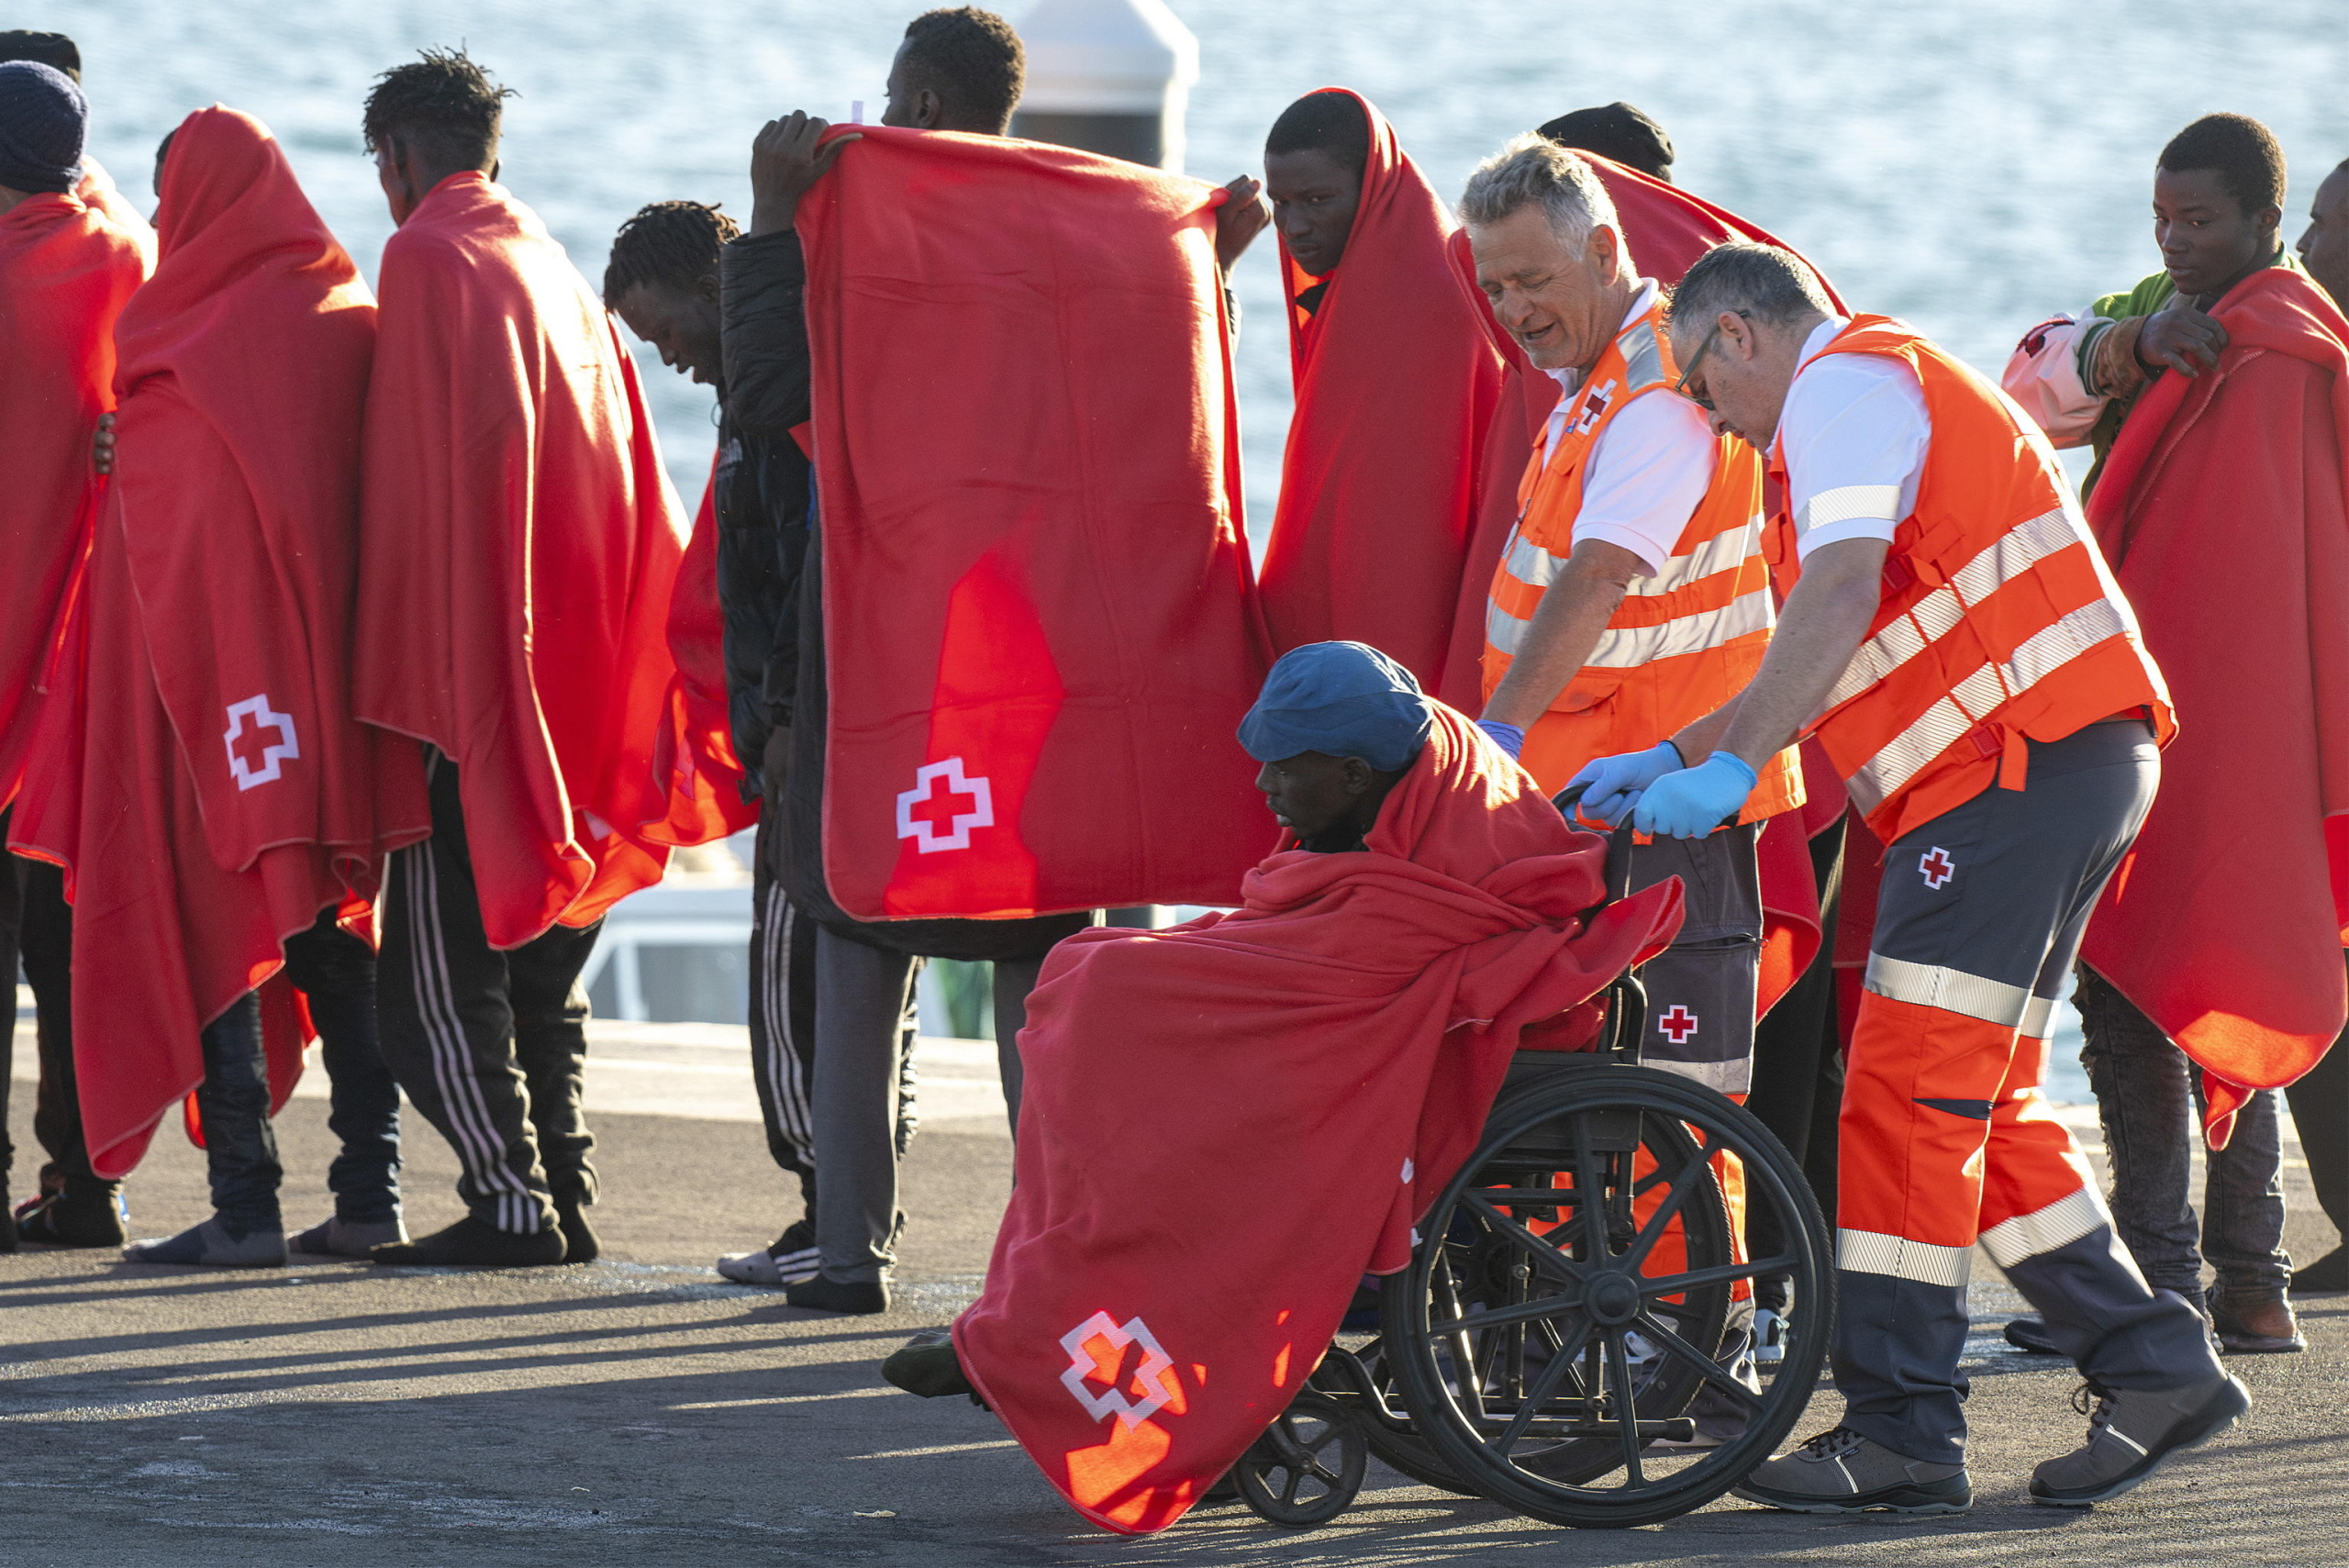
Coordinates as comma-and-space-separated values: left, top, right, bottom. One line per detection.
1011, 0, 1199, 172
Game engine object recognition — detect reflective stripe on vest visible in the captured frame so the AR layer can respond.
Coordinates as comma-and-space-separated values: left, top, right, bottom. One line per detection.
1480, 294, 1801, 818
1775, 317, 2171, 840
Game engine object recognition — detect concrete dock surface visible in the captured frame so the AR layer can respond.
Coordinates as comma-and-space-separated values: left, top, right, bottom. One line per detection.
3, 1029, 2343, 1567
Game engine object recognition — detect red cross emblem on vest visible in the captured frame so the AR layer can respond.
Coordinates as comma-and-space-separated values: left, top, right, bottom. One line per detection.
1657, 1005, 1698, 1044
896, 757, 994, 854
1920, 846, 1955, 889
1572, 378, 1617, 435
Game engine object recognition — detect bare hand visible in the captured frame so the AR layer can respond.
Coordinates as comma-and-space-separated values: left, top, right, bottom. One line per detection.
749, 111, 861, 237
92, 411, 115, 475
1210, 174, 1270, 274
2136, 299, 2228, 377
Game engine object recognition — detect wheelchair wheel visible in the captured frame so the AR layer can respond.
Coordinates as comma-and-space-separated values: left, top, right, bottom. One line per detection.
1234, 1388, 1366, 1528
1311, 1341, 1479, 1496
1381, 1062, 1832, 1529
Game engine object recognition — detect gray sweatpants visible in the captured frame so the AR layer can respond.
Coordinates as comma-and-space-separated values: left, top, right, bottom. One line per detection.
811, 929, 1044, 1284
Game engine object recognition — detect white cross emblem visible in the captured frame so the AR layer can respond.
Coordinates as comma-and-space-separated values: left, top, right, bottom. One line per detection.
896, 757, 994, 854
223, 695, 300, 791
1059, 1311, 1176, 1429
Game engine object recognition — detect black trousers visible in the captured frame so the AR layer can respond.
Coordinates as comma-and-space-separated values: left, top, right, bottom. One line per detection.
377, 755, 600, 1235
1745, 813, 1846, 1311
0, 826, 93, 1197
2284, 957, 2348, 1255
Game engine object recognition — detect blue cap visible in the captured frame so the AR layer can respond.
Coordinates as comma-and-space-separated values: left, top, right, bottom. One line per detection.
0, 61, 85, 195
1237, 641, 1435, 773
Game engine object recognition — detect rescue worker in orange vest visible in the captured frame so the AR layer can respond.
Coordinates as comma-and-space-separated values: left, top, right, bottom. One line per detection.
1463, 136, 1802, 1105
1591, 240, 2242, 1512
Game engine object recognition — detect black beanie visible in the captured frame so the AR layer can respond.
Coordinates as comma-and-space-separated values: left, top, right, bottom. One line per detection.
0, 60, 87, 195
1537, 102, 1675, 183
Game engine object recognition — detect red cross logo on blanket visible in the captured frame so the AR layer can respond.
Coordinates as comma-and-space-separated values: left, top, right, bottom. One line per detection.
896, 758, 994, 854
223, 695, 299, 791
1657, 1005, 1699, 1045
1059, 1311, 1178, 1429
1920, 847, 1955, 889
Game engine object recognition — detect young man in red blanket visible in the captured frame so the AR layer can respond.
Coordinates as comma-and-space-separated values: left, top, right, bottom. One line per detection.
878, 641, 1683, 1534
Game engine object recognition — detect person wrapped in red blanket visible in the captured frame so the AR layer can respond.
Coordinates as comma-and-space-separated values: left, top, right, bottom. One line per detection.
350, 50, 723, 1267
12, 106, 433, 1265
0, 53, 150, 1249
881, 641, 1682, 1534
1244, 88, 1503, 694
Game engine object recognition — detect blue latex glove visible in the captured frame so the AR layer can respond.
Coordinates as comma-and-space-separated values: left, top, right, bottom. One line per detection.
1565, 741, 1683, 825
1475, 719, 1526, 760
1632, 751, 1759, 840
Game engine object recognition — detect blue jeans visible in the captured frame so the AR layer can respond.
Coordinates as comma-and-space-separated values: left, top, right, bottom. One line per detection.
284, 912, 400, 1226
2077, 964, 2290, 1304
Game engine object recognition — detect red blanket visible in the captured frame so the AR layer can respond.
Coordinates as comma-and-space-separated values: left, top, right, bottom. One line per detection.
2082, 267, 2349, 1141
796, 127, 1270, 920
645, 459, 759, 845
1256, 89, 1503, 693
0, 187, 146, 813
954, 706, 1682, 1533
10, 107, 429, 1177
352, 172, 717, 949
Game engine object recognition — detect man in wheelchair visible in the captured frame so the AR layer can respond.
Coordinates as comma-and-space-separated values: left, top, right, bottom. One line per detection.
881, 641, 1683, 1533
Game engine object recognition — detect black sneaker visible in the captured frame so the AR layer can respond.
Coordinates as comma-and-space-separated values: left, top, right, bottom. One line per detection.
554, 1195, 598, 1264
785, 1275, 888, 1315
2005, 1316, 2063, 1354
2030, 1374, 2250, 1506
370, 1215, 567, 1267
1734, 1426, 1972, 1515
882, 1329, 974, 1397
15, 1185, 128, 1249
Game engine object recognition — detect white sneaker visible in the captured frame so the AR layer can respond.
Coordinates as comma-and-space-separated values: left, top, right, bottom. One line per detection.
717, 1219, 819, 1287
1753, 1307, 1789, 1366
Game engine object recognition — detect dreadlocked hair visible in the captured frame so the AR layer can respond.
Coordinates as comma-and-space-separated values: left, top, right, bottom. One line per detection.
362, 46, 515, 172
604, 200, 739, 307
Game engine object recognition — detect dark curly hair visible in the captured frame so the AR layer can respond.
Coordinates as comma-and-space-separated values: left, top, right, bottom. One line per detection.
1265, 90, 1370, 177
604, 200, 739, 307
2159, 113, 2286, 218
899, 7, 1024, 133
362, 46, 515, 172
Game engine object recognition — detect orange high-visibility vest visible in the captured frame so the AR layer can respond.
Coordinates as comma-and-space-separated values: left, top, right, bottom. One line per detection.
1767, 317, 2174, 843
1482, 293, 1802, 823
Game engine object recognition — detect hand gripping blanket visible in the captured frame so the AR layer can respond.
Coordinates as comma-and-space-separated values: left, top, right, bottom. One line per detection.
953, 706, 1683, 1533
1255, 88, 1504, 694
10, 108, 429, 1177
794, 126, 1270, 920
0, 184, 146, 813
2082, 266, 2349, 1143
352, 171, 714, 948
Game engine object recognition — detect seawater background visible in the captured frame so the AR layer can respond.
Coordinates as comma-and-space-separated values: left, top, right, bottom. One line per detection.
35, 0, 2348, 1083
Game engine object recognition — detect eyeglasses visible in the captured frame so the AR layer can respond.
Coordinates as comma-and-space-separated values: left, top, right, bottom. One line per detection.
1674, 310, 1750, 412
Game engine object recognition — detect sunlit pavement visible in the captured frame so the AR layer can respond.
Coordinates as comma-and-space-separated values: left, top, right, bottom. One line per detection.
4, 1027, 2342, 1566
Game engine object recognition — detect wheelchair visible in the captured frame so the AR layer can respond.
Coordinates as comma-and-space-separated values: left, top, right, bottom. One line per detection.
1224, 791, 1835, 1530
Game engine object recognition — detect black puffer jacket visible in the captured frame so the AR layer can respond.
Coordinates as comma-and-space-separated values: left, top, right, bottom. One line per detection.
719, 228, 1087, 962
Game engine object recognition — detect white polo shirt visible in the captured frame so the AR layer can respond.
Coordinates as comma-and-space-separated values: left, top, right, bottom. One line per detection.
1774, 316, 1932, 560
1539, 279, 1719, 578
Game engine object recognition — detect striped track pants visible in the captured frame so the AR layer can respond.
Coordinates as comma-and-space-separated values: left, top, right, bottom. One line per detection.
377, 754, 602, 1236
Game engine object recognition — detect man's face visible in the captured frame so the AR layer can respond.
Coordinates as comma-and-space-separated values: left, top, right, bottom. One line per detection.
1470, 203, 1624, 373
1671, 311, 1800, 453
1264, 147, 1361, 279
1253, 751, 1368, 840
880, 44, 930, 129
2296, 167, 2349, 311
374, 143, 418, 227
613, 277, 723, 387
2154, 165, 2277, 298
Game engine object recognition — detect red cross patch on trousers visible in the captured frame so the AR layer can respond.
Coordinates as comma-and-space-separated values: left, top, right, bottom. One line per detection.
1657, 1004, 1699, 1044
1920, 846, 1955, 889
